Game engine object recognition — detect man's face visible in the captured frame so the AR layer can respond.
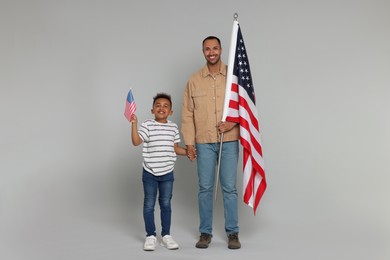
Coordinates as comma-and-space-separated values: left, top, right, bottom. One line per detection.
202, 39, 222, 65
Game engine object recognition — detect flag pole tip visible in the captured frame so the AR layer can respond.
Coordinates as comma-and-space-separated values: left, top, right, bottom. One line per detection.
233, 13, 238, 20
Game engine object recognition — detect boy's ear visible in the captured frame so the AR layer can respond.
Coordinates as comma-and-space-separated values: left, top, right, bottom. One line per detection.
170, 110, 173, 116
151, 109, 153, 114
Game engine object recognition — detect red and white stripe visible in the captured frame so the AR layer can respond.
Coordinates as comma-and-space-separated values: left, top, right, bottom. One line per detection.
225, 77, 266, 214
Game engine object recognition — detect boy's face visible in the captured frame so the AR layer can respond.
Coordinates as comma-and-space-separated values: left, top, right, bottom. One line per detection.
151, 97, 172, 123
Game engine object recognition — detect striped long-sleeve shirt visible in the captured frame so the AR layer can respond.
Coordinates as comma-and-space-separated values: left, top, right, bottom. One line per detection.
138, 119, 180, 176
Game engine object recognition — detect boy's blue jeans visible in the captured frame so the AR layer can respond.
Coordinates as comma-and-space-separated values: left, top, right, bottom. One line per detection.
196, 141, 239, 236
142, 168, 174, 237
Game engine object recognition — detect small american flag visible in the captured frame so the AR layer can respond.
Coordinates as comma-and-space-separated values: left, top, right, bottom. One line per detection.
222, 20, 267, 214
124, 89, 136, 122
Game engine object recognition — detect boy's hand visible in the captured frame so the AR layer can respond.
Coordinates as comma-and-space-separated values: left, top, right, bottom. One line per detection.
130, 114, 138, 124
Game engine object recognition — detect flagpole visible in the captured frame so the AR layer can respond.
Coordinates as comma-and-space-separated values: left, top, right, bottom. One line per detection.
215, 133, 224, 201
222, 14, 239, 121
214, 13, 239, 201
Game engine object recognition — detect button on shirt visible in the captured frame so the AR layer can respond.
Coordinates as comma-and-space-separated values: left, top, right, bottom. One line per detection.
181, 62, 239, 145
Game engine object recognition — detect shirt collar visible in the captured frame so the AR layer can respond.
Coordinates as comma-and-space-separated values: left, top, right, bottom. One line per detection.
201, 62, 227, 78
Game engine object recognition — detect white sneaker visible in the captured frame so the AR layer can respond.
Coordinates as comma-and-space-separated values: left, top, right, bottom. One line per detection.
160, 235, 179, 250
143, 235, 157, 251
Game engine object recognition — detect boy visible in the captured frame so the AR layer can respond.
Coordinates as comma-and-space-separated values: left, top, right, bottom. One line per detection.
130, 92, 189, 251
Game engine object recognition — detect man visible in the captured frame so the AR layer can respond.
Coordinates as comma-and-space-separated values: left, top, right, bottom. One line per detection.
181, 36, 241, 249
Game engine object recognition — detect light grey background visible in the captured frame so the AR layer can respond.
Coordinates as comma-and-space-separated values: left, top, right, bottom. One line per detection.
1, 0, 389, 259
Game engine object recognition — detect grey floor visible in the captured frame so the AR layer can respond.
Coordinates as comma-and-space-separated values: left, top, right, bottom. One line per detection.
1, 196, 388, 260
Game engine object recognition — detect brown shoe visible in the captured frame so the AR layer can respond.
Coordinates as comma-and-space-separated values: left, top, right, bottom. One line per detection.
195, 233, 212, 248
228, 233, 241, 249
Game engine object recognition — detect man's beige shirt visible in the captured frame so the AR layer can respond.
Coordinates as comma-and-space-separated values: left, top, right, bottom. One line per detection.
181, 62, 239, 145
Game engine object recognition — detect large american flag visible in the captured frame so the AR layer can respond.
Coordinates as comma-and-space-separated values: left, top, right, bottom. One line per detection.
222, 20, 266, 214
124, 89, 137, 122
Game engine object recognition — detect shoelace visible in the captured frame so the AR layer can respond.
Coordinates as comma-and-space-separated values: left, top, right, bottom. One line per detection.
200, 234, 210, 240
165, 237, 174, 243
146, 237, 156, 244
229, 234, 238, 241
